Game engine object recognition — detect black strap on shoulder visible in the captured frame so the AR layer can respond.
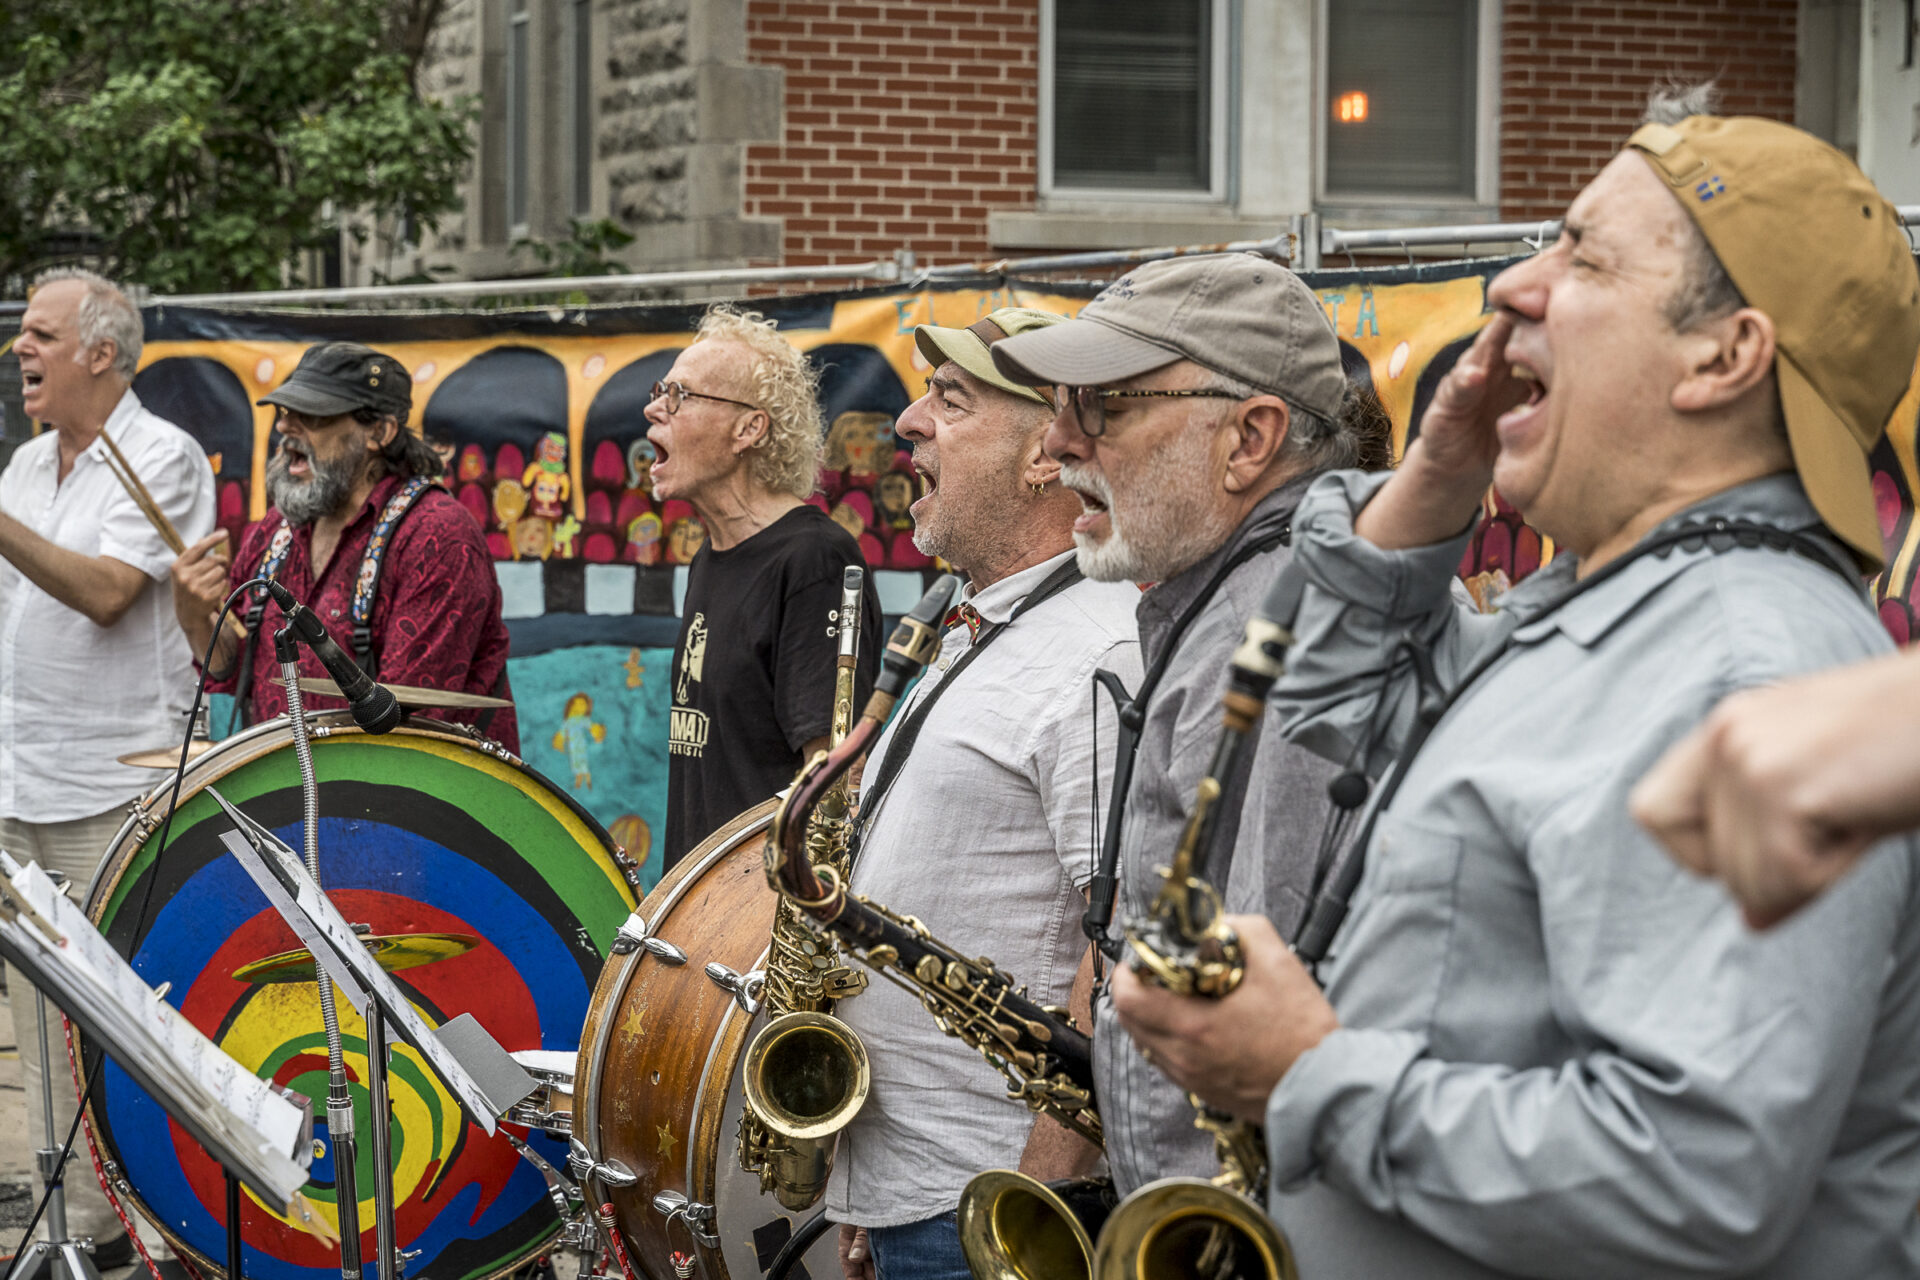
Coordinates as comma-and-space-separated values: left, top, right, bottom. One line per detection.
851, 557, 1084, 855
1082, 524, 1289, 956
1290, 516, 1859, 967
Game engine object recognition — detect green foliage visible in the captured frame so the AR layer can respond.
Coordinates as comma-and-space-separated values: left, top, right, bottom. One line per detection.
0, 0, 474, 294
511, 219, 639, 278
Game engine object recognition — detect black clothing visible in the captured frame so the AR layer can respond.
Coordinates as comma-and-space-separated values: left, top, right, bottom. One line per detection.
664, 504, 883, 870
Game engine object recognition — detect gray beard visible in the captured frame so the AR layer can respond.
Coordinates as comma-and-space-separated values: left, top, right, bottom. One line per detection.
266, 443, 361, 526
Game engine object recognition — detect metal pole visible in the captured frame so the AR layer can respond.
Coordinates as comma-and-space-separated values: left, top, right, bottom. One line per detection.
366, 1004, 398, 1280
277, 634, 363, 1280
226, 1169, 243, 1280
152, 259, 903, 308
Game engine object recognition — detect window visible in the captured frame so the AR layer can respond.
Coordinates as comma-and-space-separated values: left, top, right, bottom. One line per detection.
1322, 0, 1487, 202
506, 0, 531, 233
1042, 0, 1230, 200
571, 0, 593, 215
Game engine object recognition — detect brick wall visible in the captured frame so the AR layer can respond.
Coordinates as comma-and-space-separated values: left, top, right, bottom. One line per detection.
1500, 0, 1798, 221
743, 0, 1040, 266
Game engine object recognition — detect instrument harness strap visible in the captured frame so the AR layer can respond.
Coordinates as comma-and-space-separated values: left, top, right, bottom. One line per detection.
850, 557, 1085, 858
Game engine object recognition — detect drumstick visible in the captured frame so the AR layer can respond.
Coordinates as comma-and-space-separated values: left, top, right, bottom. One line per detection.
100, 429, 185, 555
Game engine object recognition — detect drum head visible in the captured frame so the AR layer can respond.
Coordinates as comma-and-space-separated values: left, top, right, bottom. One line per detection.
84, 720, 639, 1280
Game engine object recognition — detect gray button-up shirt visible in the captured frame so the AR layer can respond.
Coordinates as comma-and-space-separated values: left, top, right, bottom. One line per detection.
1094, 474, 1346, 1195
1265, 469, 1920, 1279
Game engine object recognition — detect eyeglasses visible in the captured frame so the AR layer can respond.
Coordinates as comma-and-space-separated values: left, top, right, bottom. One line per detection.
650, 379, 761, 416
1056, 385, 1247, 438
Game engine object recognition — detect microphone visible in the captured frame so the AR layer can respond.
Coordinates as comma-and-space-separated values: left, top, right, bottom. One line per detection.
265, 581, 403, 735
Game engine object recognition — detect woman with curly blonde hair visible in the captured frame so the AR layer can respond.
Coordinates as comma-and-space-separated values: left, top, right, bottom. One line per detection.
647, 303, 885, 871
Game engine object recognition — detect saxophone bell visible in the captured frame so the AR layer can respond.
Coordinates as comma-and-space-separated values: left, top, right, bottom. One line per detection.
958, 1169, 1114, 1280
1090, 1176, 1296, 1280
741, 1011, 872, 1210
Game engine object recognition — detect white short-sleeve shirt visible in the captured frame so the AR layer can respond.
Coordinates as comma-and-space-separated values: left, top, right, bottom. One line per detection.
0, 390, 217, 822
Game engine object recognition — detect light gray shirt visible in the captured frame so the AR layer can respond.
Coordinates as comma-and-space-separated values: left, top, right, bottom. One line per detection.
825, 551, 1143, 1228
1093, 475, 1347, 1195
1265, 469, 1920, 1279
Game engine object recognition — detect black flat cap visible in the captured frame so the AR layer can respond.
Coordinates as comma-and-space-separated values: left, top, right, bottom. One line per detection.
259, 342, 412, 417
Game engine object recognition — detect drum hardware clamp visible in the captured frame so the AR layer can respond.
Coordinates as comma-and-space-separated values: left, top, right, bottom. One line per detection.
568, 1137, 638, 1189
703, 963, 765, 1016
505, 1131, 583, 1216
650, 1191, 720, 1249
609, 912, 688, 964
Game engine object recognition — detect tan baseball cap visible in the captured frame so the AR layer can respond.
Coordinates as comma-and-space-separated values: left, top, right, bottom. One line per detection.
1627, 116, 1920, 570
914, 307, 1064, 405
990, 253, 1345, 421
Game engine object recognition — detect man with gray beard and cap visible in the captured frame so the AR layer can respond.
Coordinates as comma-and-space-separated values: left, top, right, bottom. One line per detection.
988, 253, 1391, 1202
171, 341, 518, 749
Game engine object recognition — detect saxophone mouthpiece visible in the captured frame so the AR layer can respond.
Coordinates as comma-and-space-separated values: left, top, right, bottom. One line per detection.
874, 574, 960, 701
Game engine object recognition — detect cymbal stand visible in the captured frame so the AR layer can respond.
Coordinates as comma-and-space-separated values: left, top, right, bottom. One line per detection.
278, 630, 365, 1280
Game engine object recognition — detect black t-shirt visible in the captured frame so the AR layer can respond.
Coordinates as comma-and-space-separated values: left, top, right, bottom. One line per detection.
664, 505, 884, 870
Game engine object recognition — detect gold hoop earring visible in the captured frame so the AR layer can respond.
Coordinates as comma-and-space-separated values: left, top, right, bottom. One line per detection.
1029, 480, 1045, 496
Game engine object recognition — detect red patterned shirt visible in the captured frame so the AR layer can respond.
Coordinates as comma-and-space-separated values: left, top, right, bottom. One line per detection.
208, 473, 520, 751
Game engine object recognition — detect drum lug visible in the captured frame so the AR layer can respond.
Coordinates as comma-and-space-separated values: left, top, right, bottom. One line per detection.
611, 912, 687, 965
610, 845, 644, 890
650, 1191, 719, 1249
568, 1137, 637, 1188
703, 963, 765, 1016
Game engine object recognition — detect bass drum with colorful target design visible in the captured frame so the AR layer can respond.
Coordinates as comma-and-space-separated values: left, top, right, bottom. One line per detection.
80, 712, 641, 1280
573, 800, 844, 1280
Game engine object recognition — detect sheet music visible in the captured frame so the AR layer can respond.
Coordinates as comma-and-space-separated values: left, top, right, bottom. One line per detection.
0, 853, 309, 1203
210, 792, 501, 1134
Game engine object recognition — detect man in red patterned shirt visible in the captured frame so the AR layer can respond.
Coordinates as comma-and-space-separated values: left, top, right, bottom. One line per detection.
171, 342, 519, 750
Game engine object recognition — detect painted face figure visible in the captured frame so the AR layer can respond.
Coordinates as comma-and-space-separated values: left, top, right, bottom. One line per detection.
626, 438, 657, 494
666, 516, 708, 564
493, 478, 529, 528
624, 511, 663, 565
874, 471, 915, 527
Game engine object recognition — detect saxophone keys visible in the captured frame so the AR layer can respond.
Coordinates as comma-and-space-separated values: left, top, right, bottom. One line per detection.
914, 955, 942, 984
867, 944, 899, 968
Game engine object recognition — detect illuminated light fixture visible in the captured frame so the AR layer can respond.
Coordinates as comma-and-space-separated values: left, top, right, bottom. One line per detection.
1335, 91, 1369, 123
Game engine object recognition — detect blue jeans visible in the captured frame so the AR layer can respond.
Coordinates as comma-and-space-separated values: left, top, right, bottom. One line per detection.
868, 1210, 971, 1280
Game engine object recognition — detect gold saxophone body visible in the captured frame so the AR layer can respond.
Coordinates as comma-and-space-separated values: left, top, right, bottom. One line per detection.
736, 567, 874, 1210
960, 596, 1309, 1280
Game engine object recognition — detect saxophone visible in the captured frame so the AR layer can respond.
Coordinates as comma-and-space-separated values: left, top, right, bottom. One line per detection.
737, 567, 874, 1210
1087, 566, 1308, 1280
959, 569, 1311, 1280
763, 576, 1103, 1152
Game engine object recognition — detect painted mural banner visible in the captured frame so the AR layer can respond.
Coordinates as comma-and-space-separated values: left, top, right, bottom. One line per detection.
131, 257, 1920, 896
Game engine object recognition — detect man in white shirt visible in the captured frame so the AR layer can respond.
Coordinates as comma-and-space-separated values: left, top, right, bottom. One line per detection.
0, 268, 215, 1262
826, 308, 1143, 1280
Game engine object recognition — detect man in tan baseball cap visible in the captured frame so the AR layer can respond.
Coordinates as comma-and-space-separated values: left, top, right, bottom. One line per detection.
825, 304, 1146, 1280
1106, 117, 1920, 1278
985, 253, 1390, 1205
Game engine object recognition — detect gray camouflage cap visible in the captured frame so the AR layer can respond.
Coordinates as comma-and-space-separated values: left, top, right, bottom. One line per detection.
990, 253, 1344, 421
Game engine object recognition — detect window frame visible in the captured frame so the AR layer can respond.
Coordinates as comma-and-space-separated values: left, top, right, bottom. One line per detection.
1312, 0, 1501, 211
1037, 0, 1234, 205
505, 0, 532, 238
570, 0, 594, 217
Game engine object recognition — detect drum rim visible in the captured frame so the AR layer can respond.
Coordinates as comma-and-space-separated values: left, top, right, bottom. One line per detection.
80, 712, 634, 1280
575, 797, 780, 1182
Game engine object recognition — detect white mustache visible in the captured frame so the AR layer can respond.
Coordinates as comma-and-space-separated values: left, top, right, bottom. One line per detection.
1059, 462, 1112, 506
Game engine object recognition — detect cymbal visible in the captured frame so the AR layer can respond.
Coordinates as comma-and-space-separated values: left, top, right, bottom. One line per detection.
271, 674, 514, 710
231, 932, 481, 985
118, 739, 218, 769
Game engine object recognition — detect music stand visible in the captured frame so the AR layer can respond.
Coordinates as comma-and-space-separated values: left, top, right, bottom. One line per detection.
207, 789, 535, 1280
0, 854, 314, 1280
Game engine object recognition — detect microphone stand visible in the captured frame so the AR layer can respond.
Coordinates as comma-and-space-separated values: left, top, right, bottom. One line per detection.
277, 628, 366, 1280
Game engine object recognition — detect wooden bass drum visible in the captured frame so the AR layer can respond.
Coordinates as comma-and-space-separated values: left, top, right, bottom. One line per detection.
574, 800, 844, 1280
